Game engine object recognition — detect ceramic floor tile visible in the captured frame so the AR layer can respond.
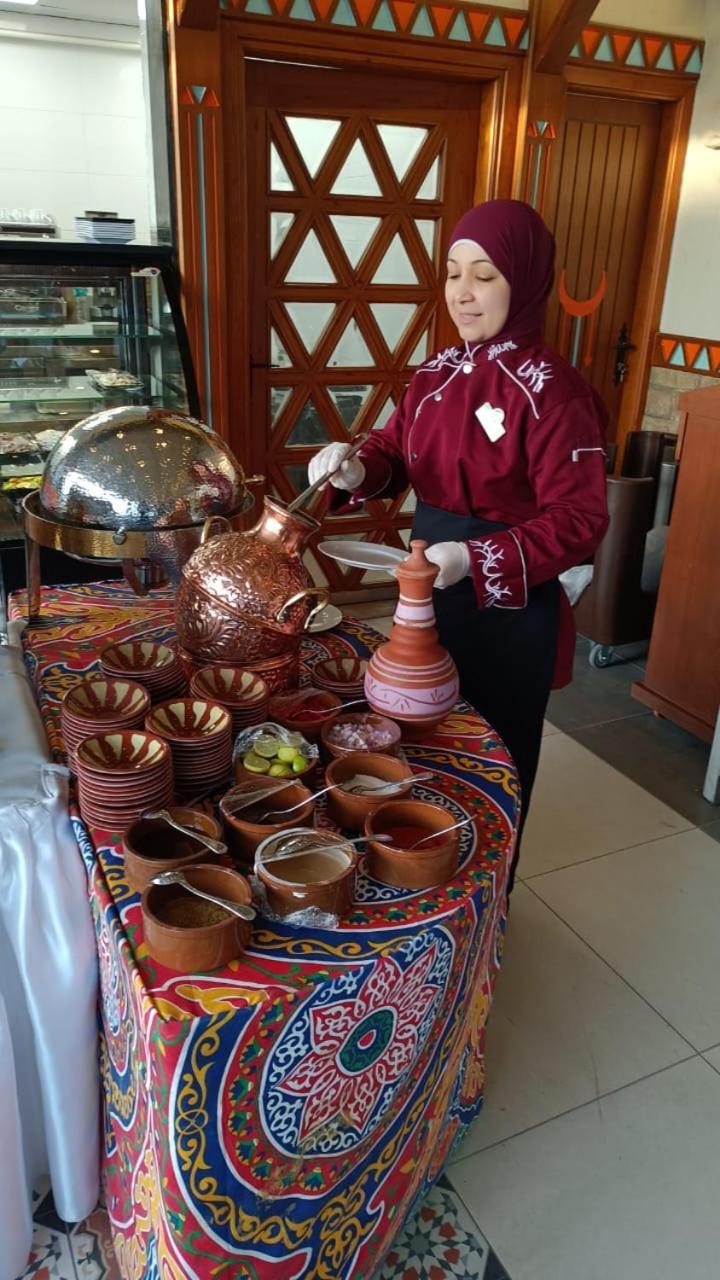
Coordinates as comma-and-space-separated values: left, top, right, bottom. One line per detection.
546, 637, 647, 732
569, 711, 717, 828
701, 818, 720, 844
378, 1182, 506, 1279
17, 1221, 76, 1280
530, 826, 720, 1050
450, 884, 691, 1159
702, 1044, 720, 1076
68, 1207, 121, 1280
519, 734, 690, 878
448, 1057, 720, 1280
541, 720, 561, 737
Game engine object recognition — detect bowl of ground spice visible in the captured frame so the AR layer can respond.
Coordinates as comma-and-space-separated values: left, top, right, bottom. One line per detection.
141, 863, 253, 971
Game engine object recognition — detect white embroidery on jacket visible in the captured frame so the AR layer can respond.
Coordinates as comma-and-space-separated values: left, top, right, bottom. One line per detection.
496, 359, 540, 419
517, 359, 553, 393
468, 539, 514, 606
571, 446, 606, 462
486, 340, 517, 362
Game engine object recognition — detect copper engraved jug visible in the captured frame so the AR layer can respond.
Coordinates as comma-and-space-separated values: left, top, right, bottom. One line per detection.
174, 497, 328, 665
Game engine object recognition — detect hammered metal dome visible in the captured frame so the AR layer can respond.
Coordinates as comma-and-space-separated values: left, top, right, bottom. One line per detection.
39, 405, 247, 530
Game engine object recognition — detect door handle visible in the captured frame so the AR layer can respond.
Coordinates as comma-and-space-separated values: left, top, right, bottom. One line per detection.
613, 323, 637, 385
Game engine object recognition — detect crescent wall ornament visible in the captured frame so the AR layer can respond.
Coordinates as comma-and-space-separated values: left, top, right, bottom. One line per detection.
557, 269, 608, 369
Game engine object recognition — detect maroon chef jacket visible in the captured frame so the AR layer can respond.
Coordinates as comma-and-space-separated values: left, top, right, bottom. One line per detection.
330, 335, 610, 688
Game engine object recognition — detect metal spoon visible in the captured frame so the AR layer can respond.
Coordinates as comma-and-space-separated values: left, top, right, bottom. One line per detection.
261, 769, 436, 819
142, 808, 227, 857
151, 869, 256, 922
221, 777, 305, 816
408, 812, 478, 848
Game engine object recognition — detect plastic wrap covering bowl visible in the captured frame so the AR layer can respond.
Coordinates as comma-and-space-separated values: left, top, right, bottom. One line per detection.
38, 405, 247, 530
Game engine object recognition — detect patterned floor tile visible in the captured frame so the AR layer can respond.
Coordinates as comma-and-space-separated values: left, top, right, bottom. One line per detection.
68, 1208, 121, 1280
378, 1183, 510, 1280
18, 1221, 76, 1280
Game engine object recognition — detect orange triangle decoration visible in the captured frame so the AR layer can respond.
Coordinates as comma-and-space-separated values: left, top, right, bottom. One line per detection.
273, 0, 292, 12
580, 27, 601, 57
179, 87, 195, 106
353, 0, 375, 20
468, 9, 489, 38
673, 40, 692, 69
660, 338, 676, 363
611, 31, 633, 61
642, 36, 663, 65
203, 88, 220, 108
314, 0, 334, 15
430, 4, 453, 34
683, 342, 701, 367
391, 0, 415, 28
503, 15, 525, 46
710, 345, 720, 372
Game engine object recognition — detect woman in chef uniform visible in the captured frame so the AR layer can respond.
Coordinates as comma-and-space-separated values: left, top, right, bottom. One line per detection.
308, 199, 609, 887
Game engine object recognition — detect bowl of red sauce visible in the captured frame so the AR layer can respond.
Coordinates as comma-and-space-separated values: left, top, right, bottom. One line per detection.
364, 798, 461, 889
268, 687, 342, 742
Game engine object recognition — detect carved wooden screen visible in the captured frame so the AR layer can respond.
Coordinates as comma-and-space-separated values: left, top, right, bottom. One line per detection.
245, 61, 481, 597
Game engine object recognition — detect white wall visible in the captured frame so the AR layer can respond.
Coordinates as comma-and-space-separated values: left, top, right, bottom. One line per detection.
595, 0, 705, 38
660, 6, 720, 335
0, 25, 153, 241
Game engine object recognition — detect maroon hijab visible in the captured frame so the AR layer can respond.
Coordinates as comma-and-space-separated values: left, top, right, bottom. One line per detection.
448, 199, 556, 345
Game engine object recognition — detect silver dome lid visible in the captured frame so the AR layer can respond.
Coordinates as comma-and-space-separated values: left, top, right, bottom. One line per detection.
39, 405, 248, 530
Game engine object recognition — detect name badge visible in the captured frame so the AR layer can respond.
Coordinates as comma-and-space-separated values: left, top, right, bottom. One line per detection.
476, 402, 506, 442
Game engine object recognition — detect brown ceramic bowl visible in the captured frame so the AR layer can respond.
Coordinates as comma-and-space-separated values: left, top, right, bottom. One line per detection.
123, 807, 225, 892
255, 828, 356, 918
101, 640, 177, 675
325, 751, 415, 831
145, 698, 232, 743
76, 729, 171, 774
312, 657, 367, 700
267, 687, 342, 743
219, 781, 314, 870
190, 666, 269, 713
363, 799, 460, 890
141, 863, 253, 972
320, 710, 402, 760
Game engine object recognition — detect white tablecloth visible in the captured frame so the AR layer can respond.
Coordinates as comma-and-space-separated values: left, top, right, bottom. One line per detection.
0, 633, 99, 1280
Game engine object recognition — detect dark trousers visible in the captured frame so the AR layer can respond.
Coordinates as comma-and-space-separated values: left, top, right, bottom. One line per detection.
413, 503, 561, 890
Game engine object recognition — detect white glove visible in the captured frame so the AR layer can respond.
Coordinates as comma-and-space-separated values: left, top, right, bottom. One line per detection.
307, 442, 366, 492
425, 541, 471, 589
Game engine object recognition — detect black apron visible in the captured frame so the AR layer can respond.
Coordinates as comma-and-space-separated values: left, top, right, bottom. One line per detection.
412, 501, 561, 888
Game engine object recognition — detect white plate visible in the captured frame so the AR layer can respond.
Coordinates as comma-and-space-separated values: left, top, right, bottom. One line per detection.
318, 540, 407, 573
307, 603, 343, 633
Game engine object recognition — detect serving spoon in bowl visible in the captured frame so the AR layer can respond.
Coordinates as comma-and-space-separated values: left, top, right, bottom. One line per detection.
151, 869, 256, 922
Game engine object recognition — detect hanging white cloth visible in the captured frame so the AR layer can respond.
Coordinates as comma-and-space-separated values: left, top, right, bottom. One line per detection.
0, 639, 99, 1280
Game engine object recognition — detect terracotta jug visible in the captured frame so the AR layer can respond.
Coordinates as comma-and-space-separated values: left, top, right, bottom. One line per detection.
174, 497, 328, 665
364, 540, 459, 733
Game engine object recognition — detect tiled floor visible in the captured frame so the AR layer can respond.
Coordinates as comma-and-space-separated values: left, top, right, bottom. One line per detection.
16, 622, 720, 1280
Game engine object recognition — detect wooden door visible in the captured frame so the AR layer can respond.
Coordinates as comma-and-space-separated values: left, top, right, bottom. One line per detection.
243, 61, 482, 599
543, 93, 662, 437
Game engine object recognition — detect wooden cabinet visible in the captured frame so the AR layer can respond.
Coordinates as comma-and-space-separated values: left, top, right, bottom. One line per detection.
632, 386, 720, 742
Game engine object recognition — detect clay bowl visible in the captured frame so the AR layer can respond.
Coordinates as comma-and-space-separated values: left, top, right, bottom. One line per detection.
141, 863, 253, 972
145, 698, 232, 744
219, 780, 314, 870
363, 798, 460, 890
320, 710, 402, 760
63, 677, 150, 722
190, 667, 269, 732
255, 828, 357, 918
177, 644, 299, 693
76, 730, 171, 775
312, 657, 368, 701
123, 807, 225, 893
325, 751, 415, 831
100, 641, 185, 698
268, 687, 342, 743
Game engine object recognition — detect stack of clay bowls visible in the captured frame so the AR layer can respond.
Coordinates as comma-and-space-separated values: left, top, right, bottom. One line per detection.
61, 677, 150, 767
312, 657, 367, 702
176, 644, 299, 693
100, 640, 185, 701
146, 698, 232, 795
189, 667, 269, 736
76, 730, 174, 830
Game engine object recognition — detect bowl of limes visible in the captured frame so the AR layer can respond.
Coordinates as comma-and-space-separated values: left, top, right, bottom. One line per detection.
233, 722, 317, 783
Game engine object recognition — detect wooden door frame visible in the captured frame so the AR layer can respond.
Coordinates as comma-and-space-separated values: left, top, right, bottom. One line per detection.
223, 26, 521, 470
562, 65, 696, 470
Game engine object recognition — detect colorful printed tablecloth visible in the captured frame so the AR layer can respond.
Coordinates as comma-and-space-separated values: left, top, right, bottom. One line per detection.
14, 581, 518, 1280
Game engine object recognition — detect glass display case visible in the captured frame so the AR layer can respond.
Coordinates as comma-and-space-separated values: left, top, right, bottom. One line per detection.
0, 241, 200, 600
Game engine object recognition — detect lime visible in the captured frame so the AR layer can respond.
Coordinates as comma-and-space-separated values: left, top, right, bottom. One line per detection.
253, 735, 280, 759
268, 763, 293, 777
276, 745, 298, 764
243, 752, 271, 774
292, 755, 310, 773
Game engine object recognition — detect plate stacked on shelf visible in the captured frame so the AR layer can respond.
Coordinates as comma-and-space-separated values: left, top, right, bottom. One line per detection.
61, 677, 150, 766
189, 667, 270, 736
76, 730, 174, 830
101, 641, 185, 701
146, 698, 232, 795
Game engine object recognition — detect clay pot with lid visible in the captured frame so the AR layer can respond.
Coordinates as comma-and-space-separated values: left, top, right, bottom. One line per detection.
174, 497, 329, 665
364, 540, 459, 734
